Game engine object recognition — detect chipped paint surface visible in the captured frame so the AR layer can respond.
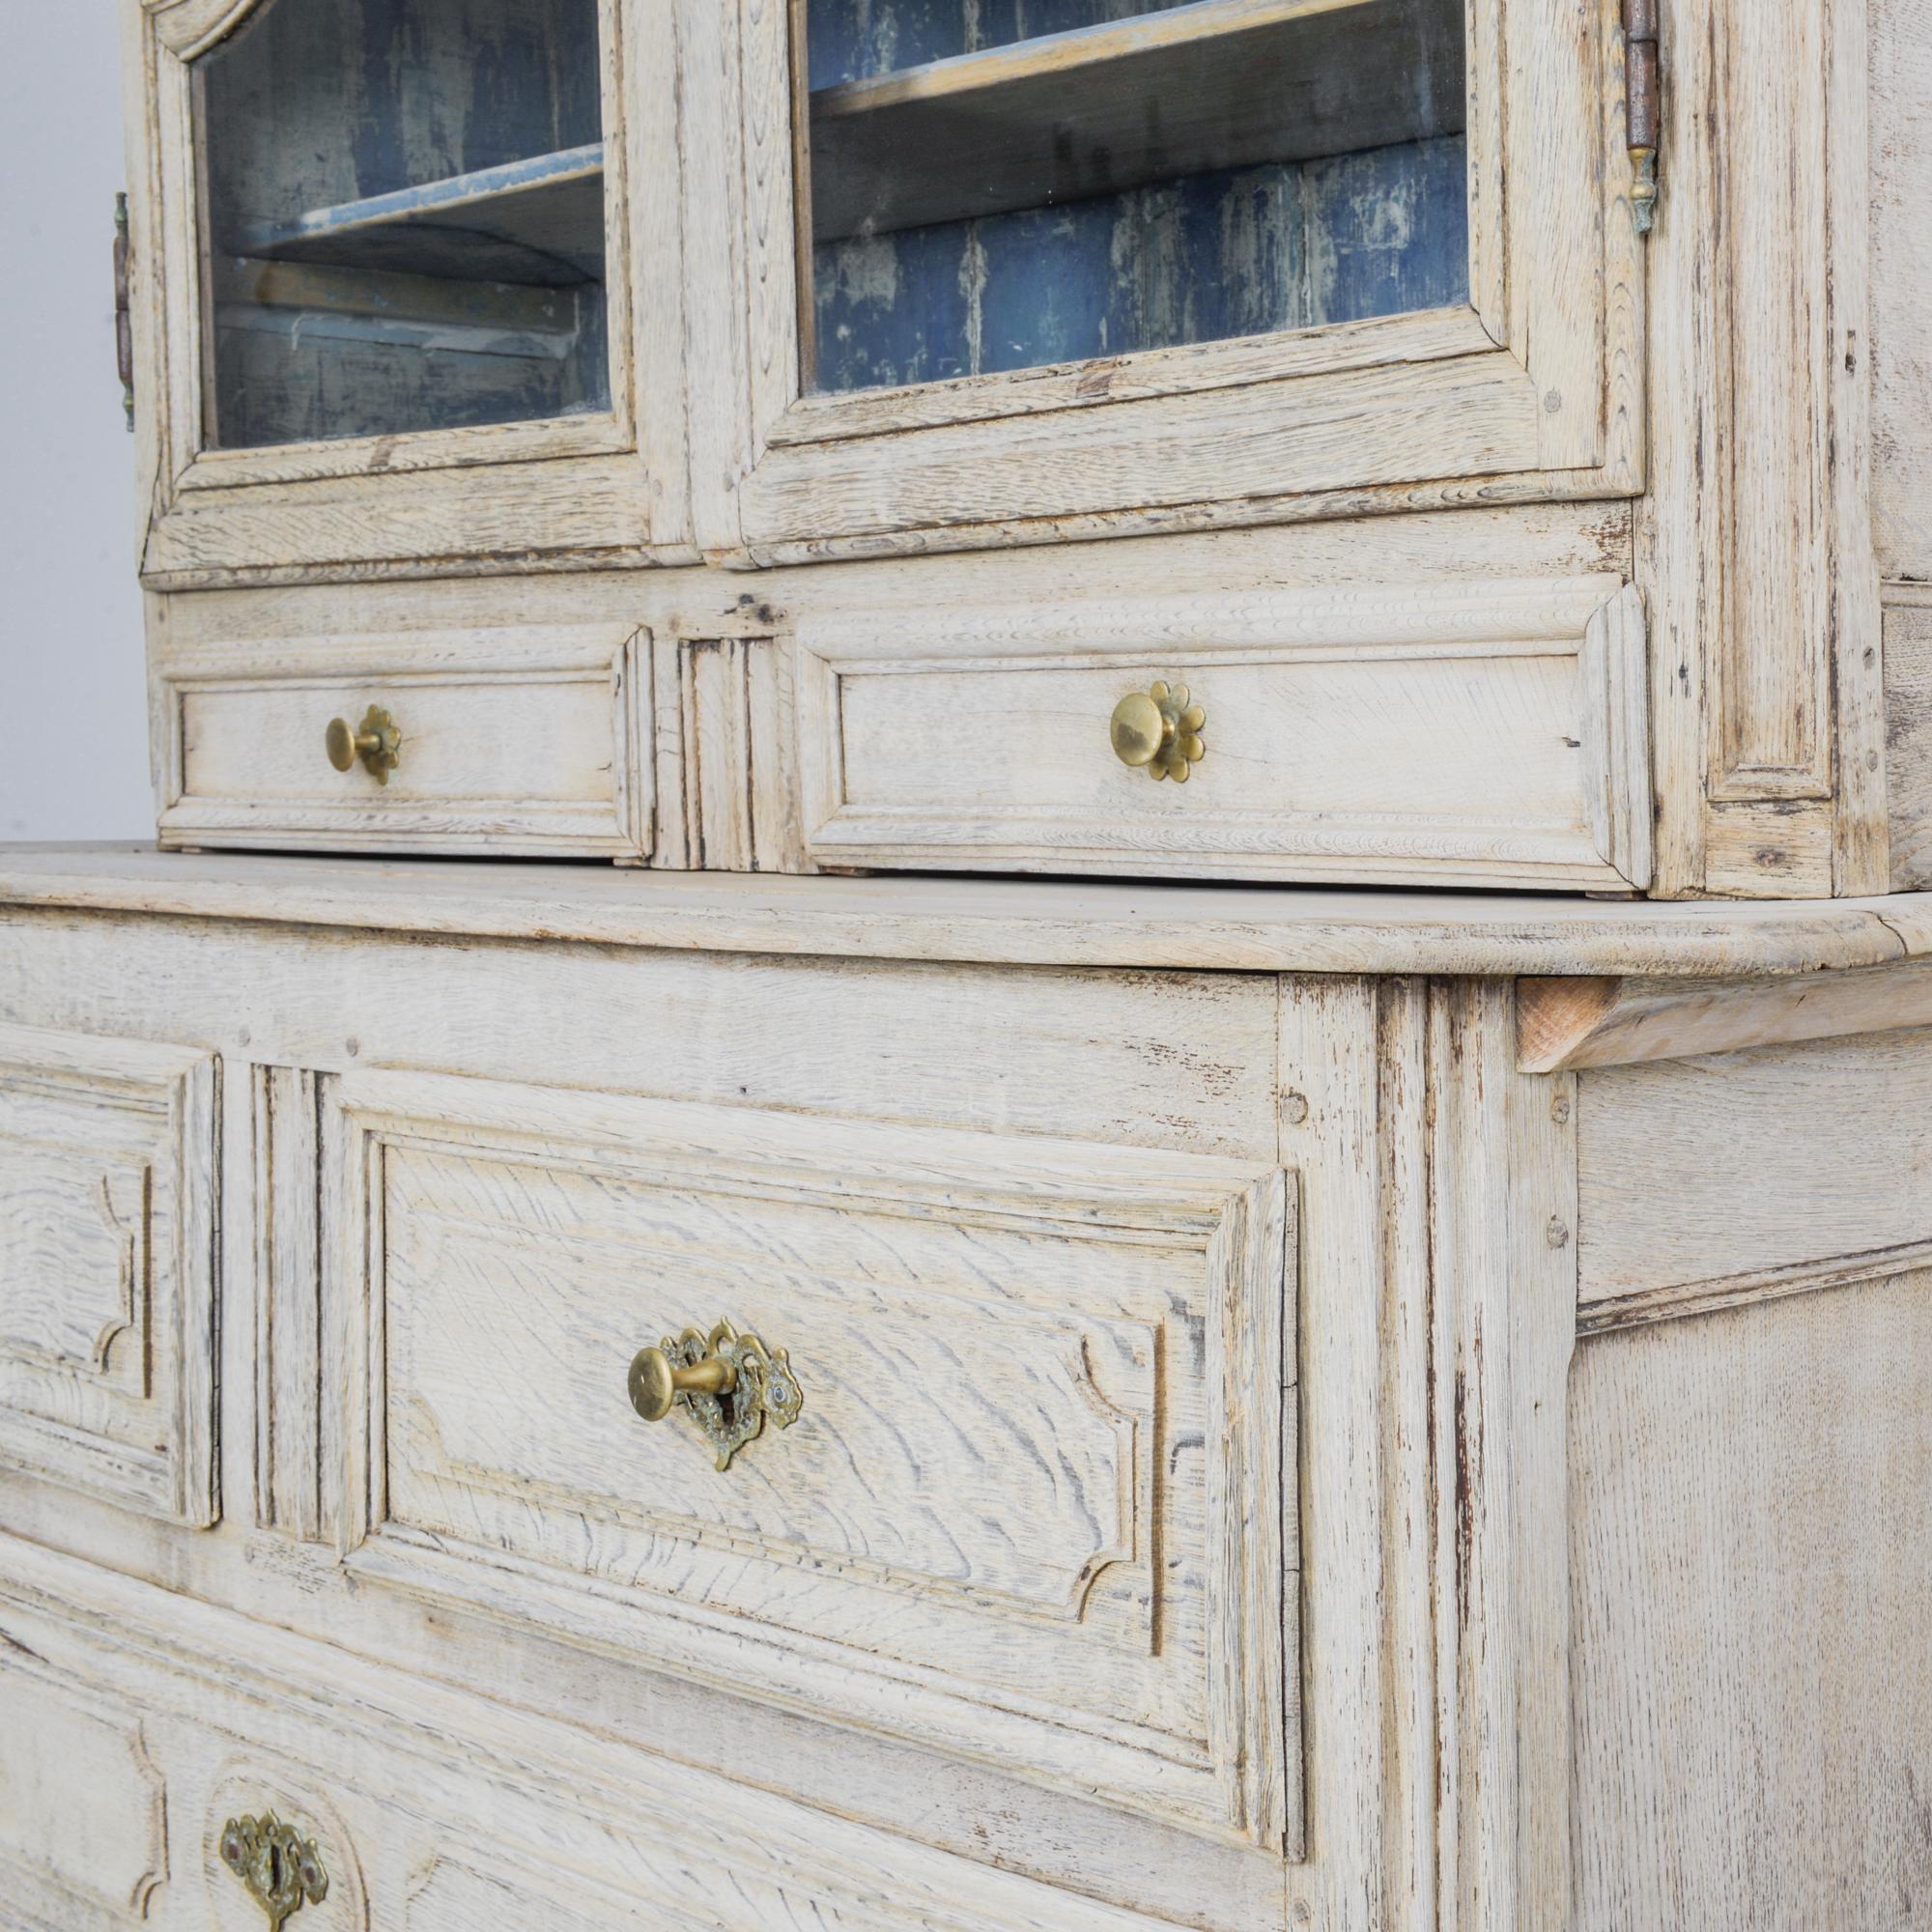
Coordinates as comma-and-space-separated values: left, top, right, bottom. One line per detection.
813, 136, 1469, 392
808, 0, 1469, 392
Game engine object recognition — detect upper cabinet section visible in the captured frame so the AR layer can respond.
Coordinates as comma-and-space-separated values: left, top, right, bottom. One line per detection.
194, 0, 611, 449
717, 0, 1645, 562
129, 0, 690, 583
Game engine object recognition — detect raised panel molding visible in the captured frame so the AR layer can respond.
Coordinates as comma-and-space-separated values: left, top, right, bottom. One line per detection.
650, 632, 811, 871
0, 1022, 219, 1525
0, 1531, 1167, 1932
0, 1654, 168, 1919
1642, 0, 1887, 895
317, 1067, 1296, 1861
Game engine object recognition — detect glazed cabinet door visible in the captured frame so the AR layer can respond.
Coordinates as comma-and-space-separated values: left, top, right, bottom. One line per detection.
710, 0, 1645, 560
128, 0, 689, 582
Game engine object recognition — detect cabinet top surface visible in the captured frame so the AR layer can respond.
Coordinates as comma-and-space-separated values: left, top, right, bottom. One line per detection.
4, 845, 1930, 981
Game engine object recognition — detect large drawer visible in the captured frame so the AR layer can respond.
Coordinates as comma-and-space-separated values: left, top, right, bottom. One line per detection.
0, 1533, 1149, 1932
321, 1066, 1296, 1898
0, 1023, 218, 1527
154, 624, 652, 859
791, 576, 1653, 890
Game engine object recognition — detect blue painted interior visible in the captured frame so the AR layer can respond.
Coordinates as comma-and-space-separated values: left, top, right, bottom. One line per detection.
809, 0, 1470, 393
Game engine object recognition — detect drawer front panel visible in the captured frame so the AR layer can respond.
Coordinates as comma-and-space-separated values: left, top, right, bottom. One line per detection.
156, 625, 650, 858
0, 1024, 218, 1525
328, 1068, 1294, 1858
795, 577, 1651, 890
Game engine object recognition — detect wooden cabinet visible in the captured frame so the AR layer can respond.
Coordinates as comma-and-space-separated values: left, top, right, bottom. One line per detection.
15, 0, 1932, 1919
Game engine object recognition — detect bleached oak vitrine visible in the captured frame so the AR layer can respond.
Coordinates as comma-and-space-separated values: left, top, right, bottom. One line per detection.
3, 0, 1930, 1928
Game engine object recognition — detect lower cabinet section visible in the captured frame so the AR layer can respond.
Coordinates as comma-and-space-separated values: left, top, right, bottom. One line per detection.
3, 888, 1929, 1930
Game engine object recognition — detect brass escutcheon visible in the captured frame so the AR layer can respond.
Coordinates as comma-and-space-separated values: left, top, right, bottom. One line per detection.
218, 1812, 328, 1930
325, 704, 402, 784
1110, 680, 1206, 782
628, 1320, 805, 1471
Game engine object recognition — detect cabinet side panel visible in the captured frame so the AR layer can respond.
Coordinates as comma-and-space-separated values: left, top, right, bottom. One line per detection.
1571, 1279, 1932, 1932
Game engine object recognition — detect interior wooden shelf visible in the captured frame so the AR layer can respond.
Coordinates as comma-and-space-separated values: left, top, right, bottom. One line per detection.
809, 0, 1465, 243
234, 143, 606, 288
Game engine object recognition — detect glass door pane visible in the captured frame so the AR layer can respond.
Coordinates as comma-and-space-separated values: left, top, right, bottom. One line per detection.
194, 0, 609, 449
802, 0, 1467, 394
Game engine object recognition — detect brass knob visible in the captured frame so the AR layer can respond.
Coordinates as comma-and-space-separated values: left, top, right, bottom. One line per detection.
627, 1345, 735, 1422
325, 704, 402, 784
628, 1320, 805, 1471
1110, 680, 1206, 782
219, 1812, 327, 1928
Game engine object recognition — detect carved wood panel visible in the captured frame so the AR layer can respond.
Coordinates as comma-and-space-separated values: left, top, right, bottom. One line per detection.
0, 1653, 168, 1920
321, 1066, 1296, 1864
0, 1022, 219, 1525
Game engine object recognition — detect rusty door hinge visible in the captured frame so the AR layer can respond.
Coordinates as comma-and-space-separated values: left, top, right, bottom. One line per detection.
113, 192, 134, 431
1625, 0, 1660, 234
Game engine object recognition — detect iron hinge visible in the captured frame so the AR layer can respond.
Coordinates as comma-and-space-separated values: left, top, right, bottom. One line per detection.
1625, 0, 1661, 235
113, 191, 134, 430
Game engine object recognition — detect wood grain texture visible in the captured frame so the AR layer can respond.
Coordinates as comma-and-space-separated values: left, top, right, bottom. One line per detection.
0, 1652, 166, 1922
0, 1021, 219, 1527
792, 575, 1650, 889
657, 634, 812, 870
1571, 1281, 1932, 1930
10, 845, 1932, 977
1277, 974, 1577, 1931
1577, 1026, 1932, 1309
0, 1532, 1169, 1932
252, 1065, 322, 1540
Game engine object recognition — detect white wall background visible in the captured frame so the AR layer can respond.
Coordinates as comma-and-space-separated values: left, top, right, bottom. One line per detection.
0, 7, 155, 843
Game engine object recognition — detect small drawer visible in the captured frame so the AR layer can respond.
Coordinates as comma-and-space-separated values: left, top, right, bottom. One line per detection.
156, 625, 651, 859
321, 1066, 1296, 1903
0, 1023, 218, 1526
792, 576, 1653, 891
